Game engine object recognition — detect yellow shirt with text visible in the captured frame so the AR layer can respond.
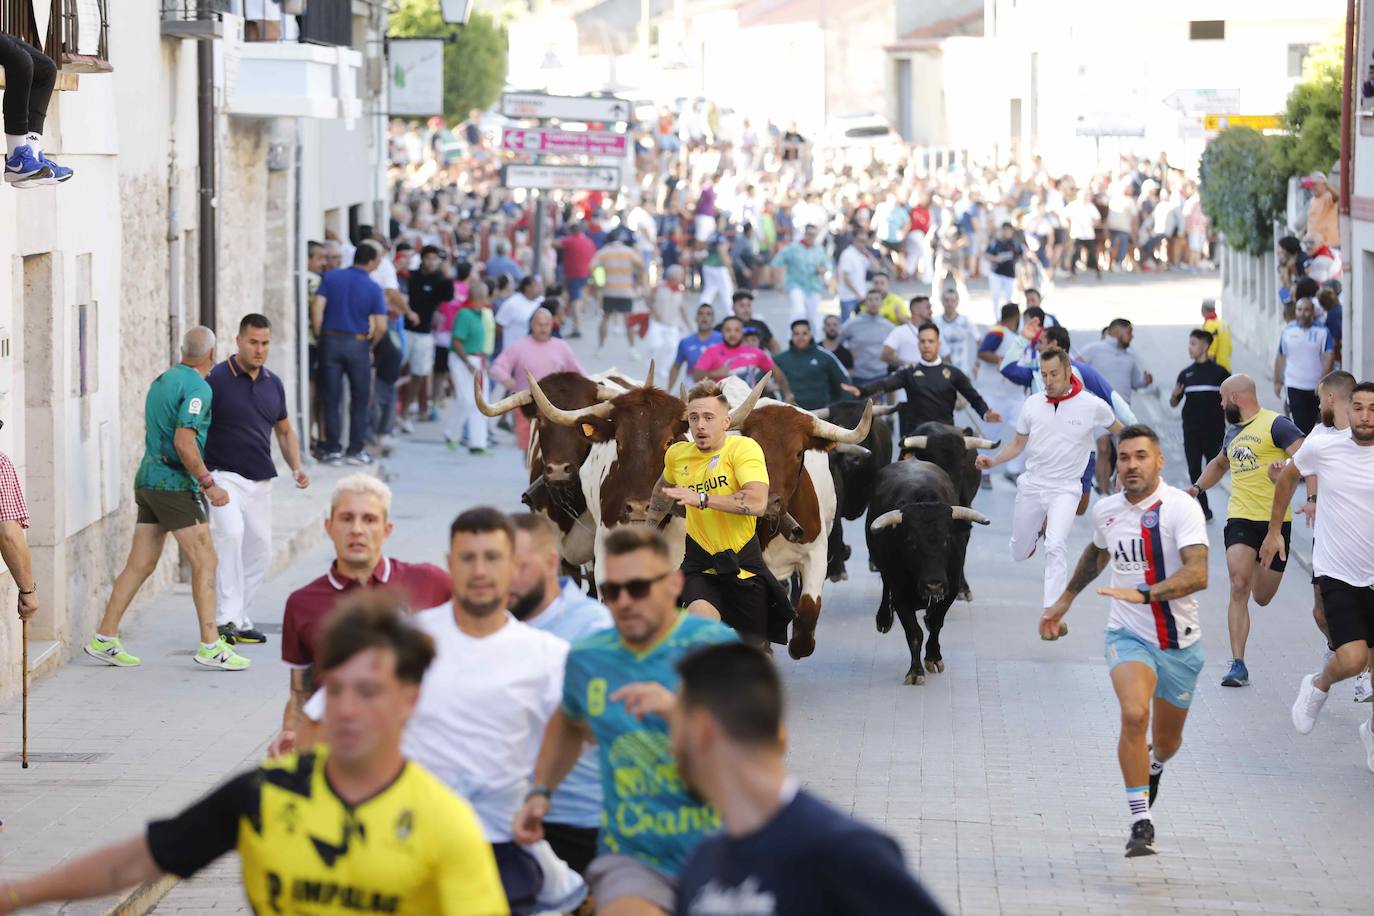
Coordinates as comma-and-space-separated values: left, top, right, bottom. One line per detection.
665, 435, 768, 575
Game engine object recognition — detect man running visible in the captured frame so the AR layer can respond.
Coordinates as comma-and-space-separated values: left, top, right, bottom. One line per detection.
513, 527, 736, 916
1188, 374, 1305, 687
1169, 329, 1229, 521
667, 303, 722, 391
1, 593, 509, 915
857, 321, 1000, 437
977, 347, 1123, 616
1267, 382, 1374, 771
85, 326, 250, 671
1041, 424, 1209, 858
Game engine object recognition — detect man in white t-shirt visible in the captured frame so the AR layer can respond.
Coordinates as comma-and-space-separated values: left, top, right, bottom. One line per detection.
1063, 190, 1101, 277
1274, 298, 1335, 435
932, 286, 977, 377
1041, 424, 1210, 859
976, 348, 1122, 612
1268, 382, 1374, 773
496, 275, 545, 351
837, 229, 874, 323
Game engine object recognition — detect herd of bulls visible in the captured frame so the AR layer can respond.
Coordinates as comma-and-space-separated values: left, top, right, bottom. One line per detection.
474, 367, 996, 686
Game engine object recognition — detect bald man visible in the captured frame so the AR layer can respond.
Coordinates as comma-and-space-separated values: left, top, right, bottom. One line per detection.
85, 327, 252, 672
1189, 374, 1304, 687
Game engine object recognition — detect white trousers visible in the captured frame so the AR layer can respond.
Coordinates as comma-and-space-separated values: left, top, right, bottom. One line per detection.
646, 319, 679, 387
904, 230, 930, 282
446, 352, 489, 449
1009, 475, 1081, 609
788, 288, 823, 336
700, 265, 734, 312
989, 273, 1016, 310
208, 470, 274, 628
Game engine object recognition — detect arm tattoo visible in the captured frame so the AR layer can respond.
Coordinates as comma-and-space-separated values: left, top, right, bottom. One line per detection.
1065, 544, 1109, 594
731, 491, 752, 515
649, 494, 675, 515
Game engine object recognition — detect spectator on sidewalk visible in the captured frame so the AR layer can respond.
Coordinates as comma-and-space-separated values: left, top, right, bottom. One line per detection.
667, 303, 722, 391
1275, 298, 1335, 435
0, 447, 37, 623
312, 244, 388, 466
672, 642, 944, 915
85, 327, 250, 672
1301, 172, 1339, 249
508, 513, 613, 876
487, 237, 525, 285
204, 314, 310, 647
495, 275, 544, 353
446, 279, 497, 456
269, 474, 451, 757
403, 245, 454, 423
489, 308, 584, 452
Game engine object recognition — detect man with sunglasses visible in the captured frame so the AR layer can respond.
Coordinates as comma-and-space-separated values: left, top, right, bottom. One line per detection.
514, 527, 736, 916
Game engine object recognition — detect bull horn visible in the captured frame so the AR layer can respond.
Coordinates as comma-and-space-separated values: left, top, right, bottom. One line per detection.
963, 436, 999, 450
475, 372, 533, 417
870, 509, 904, 531
834, 443, 871, 457
871, 402, 900, 416
595, 384, 624, 401
727, 372, 771, 429
950, 506, 992, 526
812, 406, 830, 419
678, 383, 688, 402
810, 400, 871, 444
526, 370, 616, 426
901, 435, 929, 449
644, 360, 656, 388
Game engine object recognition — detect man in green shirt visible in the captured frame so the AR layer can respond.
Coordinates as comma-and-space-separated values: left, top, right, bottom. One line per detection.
773, 320, 857, 411
446, 279, 495, 454
85, 326, 250, 671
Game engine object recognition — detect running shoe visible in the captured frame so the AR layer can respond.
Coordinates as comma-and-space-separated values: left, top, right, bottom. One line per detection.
194, 637, 251, 670
83, 635, 141, 667
4, 146, 51, 186
36, 152, 72, 183
345, 451, 374, 466
1220, 658, 1249, 687
1291, 672, 1327, 734
1354, 671, 1372, 703
226, 623, 267, 644
217, 622, 237, 644
446, 437, 460, 452
1360, 721, 1374, 774
1124, 819, 1156, 857
469, 447, 492, 457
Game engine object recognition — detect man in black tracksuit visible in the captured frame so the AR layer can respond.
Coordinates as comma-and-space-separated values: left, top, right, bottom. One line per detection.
858, 321, 1001, 436
1170, 328, 1230, 520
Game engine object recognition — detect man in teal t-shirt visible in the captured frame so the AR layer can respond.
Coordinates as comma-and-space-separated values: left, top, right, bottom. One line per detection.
514, 527, 735, 915
85, 326, 250, 673
446, 279, 496, 454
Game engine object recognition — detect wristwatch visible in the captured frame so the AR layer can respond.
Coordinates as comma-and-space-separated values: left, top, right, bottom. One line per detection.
1136, 584, 1152, 603
698, 491, 708, 510
1307, 494, 1318, 503
526, 784, 552, 802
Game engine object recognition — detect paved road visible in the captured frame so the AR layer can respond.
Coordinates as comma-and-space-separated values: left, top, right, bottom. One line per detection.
147, 271, 1372, 915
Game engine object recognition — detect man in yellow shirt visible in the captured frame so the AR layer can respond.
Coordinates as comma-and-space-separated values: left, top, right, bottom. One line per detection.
0, 594, 508, 916
654, 379, 789, 646
873, 272, 909, 326
1201, 299, 1232, 372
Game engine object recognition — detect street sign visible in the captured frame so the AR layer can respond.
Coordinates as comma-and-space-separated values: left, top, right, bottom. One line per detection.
502, 127, 628, 156
1204, 114, 1282, 131
501, 164, 621, 191
1163, 88, 1240, 115
500, 92, 630, 123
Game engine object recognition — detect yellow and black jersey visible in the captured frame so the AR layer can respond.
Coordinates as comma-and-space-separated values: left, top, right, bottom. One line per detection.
146, 748, 509, 916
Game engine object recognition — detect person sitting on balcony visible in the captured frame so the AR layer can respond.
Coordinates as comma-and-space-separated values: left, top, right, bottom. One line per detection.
0, 34, 70, 186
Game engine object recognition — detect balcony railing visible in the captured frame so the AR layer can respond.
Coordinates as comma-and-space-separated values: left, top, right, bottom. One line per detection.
161, 0, 230, 40
297, 0, 351, 48
0, 0, 111, 74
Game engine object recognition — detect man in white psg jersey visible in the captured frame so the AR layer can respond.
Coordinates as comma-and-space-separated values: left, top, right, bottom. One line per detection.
1040, 424, 1210, 859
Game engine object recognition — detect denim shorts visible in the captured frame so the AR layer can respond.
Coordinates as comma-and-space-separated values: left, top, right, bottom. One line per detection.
1104, 627, 1204, 709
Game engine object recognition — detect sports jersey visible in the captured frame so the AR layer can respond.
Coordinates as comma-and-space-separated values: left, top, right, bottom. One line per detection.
1223, 408, 1303, 521
1277, 321, 1333, 391
674, 331, 723, 372
877, 293, 909, 326
1202, 315, 1232, 371
146, 748, 509, 916
135, 363, 213, 492
1016, 380, 1116, 485
932, 312, 977, 376
665, 435, 768, 576
561, 614, 737, 874
1092, 483, 1208, 650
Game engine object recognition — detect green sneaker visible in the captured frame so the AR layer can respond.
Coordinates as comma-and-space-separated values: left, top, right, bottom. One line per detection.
83, 635, 141, 667
194, 637, 251, 671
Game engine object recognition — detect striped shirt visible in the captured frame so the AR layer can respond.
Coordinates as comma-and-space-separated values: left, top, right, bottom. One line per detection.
591, 243, 644, 298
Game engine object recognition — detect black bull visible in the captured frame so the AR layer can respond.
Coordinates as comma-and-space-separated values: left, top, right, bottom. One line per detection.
823, 399, 894, 582
866, 459, 989, 685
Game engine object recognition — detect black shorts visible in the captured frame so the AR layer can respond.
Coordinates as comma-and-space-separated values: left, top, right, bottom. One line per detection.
603, 296, 633, 314
543, 821, 598, 876
1316, 576, 1374, 649
679, 571, 768, 641
491, 842, 541, 916
1224, 518, 1291, 572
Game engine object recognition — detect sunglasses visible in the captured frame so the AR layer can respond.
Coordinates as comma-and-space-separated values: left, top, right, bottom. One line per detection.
600, 572, 670, 602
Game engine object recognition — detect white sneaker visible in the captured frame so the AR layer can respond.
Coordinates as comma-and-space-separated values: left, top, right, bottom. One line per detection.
1355, 671, 1372, 703
1292, 673, 1328, 735
1360, 721, 1374, 774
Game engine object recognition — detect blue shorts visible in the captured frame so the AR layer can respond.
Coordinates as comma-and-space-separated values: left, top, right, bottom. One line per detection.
1104, 627, 1204, 709
566, 276, 589, 302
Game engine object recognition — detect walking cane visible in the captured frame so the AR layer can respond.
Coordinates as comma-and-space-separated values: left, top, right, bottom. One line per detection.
20, 617, 27, 768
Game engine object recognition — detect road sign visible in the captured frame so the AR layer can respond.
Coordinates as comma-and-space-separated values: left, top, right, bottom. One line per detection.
502, 127, 628, 156
1163, 88, 1240, 115
501, 164, 621, 191
1204, 114, 1282, 131
500, 92, 630, 123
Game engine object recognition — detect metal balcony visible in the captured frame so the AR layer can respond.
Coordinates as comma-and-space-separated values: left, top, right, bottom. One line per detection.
161, 0, 230, 40
0, 0, 112, 75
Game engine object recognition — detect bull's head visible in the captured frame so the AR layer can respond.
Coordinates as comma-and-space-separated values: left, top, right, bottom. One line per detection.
476, 370, 614, 488
870, 503, 990, 601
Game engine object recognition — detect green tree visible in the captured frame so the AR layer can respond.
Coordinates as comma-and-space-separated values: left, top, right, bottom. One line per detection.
389, 0, 509, 121
1199, 127, 1288, 256
1277, 37, 1343, 178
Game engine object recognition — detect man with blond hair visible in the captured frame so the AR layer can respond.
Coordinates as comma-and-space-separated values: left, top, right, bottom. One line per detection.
267, 474, 452, 756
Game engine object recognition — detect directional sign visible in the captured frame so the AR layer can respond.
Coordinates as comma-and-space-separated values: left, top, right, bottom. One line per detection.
501, 164, 621, 192
1163, 88, 1240, 115
500, 92, 630, 123
502, 127, 628, 156
1204, 114, 1282, 132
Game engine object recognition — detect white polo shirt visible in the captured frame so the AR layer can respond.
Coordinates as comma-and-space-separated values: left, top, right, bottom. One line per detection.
1293, 432, 1374, 587
1277, 321, 1334, 391
1092, 482, 1208, 649
1016, 386, 1116, 486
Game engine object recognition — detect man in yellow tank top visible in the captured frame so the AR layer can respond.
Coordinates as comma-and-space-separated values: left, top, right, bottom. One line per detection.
1190, 374, 1305, 688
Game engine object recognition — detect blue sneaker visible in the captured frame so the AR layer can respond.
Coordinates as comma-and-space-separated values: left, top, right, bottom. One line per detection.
36, 152, 71, 183
4, 145, 51, 186
1221, 658, 1250, 687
